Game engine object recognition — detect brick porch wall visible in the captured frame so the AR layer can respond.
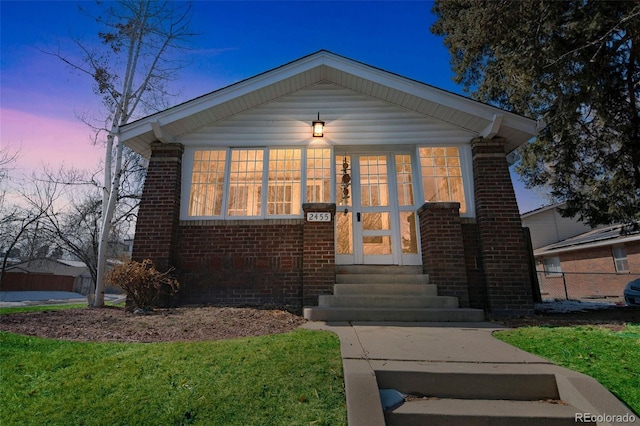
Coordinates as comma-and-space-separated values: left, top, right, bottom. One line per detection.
175, 220, 304, 307
472, 137, 533, 315
418, 202, 470, 307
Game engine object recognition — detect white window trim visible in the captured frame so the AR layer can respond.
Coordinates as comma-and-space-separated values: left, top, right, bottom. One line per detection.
181, 146, 334, 221
543, 256, 562, 277
414, 144, 475, 218
612, 245, 629, 273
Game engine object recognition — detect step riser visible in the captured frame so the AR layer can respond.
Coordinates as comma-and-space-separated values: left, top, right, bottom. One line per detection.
303, 308, 485, 322
334, 284, 438, 296
337, 274, 430, 285
385, 413, 581, 426
376, 371, 560, 400
336, 265, 422, 275
318, 295, 458, 309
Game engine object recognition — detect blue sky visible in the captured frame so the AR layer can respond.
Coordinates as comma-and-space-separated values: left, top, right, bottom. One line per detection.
0, 0, 548, 212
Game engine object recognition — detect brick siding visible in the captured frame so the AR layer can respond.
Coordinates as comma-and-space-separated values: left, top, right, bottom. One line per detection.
538, 241, 640, 300
418, 202, 470, 307
302, 203, 337, 306
472, 137, 533, 315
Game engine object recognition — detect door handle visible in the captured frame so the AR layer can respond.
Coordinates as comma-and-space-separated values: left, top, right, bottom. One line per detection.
357, 212, 361, 222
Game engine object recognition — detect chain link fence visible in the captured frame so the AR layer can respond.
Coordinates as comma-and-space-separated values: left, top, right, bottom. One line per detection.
537, 270, 640, 303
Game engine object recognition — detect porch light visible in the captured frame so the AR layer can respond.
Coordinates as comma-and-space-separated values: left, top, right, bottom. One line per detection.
312, 112, 324, 137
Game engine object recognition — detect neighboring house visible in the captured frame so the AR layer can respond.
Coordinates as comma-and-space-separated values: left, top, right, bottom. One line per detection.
4, 258, 92, 294
522, 204, 640, 300
119, 50, 538, 316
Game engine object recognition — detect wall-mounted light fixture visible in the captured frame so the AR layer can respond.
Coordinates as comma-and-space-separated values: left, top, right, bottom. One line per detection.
312, 112, 324, 137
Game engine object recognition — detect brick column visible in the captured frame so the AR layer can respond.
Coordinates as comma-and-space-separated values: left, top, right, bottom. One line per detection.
418, 202, 470, 308
132, 142, 184, 273
302, 203, 336, 306
472, 137, 533, 315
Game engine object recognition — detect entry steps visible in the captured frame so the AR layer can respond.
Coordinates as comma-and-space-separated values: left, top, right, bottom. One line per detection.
377, 363, 593, 425
303, 265, 484, 322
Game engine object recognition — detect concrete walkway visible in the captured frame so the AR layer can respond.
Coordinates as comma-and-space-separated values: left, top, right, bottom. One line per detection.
303, 321, 638, 425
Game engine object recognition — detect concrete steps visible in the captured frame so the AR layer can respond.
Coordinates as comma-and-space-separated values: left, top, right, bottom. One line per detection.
377, 363, 593, 425
304, 265, 485, 322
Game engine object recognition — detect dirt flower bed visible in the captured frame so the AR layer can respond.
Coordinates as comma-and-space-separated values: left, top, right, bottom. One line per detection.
0, 306, 306, 343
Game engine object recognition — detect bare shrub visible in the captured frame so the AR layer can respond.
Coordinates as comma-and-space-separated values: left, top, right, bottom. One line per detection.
106, 259, 179, 311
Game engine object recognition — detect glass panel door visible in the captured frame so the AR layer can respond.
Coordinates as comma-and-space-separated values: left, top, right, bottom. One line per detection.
335, 153, 421, 265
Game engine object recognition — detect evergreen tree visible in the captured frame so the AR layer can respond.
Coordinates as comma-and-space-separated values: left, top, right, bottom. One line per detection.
432, 0, 640, 226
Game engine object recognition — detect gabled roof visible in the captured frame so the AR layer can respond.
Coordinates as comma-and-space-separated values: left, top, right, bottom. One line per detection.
535, 224, 640, 256
7, 258, 89, 277
119, 50, 538, 158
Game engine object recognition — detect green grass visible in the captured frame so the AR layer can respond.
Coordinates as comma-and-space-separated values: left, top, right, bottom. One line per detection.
495, 324, 640, 414
0, 301, 125, 314
0, 329, 346, 425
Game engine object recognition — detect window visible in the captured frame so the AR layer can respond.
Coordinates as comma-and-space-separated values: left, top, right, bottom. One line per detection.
228, 149, 263, 216
543, 256, 562, 277
306, 148, 331, 203
267, 148, 301, 215
419, 147, 466, 213
612, 246, 629, 273
189, 150, 226, 216
188, 147, 321, 219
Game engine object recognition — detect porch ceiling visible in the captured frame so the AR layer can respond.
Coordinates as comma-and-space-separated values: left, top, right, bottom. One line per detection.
119, 51, 537, 158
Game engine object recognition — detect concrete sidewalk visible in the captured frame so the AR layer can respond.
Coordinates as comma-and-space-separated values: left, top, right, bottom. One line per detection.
303, 321, 639, 425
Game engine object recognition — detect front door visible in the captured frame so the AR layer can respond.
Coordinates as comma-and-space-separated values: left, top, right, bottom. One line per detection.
336, 153, 420, 265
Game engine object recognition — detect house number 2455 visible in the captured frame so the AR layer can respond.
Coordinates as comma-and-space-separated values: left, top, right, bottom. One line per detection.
306, 212, 332, 222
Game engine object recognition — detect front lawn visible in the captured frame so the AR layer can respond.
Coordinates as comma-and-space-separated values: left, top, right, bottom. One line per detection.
495, 324, 640, 414
0, 329, 346, 425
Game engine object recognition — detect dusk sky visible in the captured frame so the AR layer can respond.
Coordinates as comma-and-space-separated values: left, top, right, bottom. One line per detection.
0, 0, 548, 212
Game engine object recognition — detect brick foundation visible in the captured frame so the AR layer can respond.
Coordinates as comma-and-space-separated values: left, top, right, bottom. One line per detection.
472, 137, 533, 315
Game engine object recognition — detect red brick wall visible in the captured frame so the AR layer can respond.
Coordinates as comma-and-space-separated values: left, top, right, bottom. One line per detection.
302, 203, 336, 306
461, 219, 488, 309
537, 241, 640, 300
175, 220, 304, 307
418, 202, 470, 307
2, 273, 74, 292
472, 137, 533, 315
132, 142, 184, 272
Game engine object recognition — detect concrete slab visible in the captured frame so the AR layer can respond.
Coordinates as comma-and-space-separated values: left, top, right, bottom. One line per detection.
0, 291, 125, 307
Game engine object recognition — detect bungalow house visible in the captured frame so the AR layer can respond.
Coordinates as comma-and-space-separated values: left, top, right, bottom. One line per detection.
119, 51, 538, 319
522, 204, 640, 301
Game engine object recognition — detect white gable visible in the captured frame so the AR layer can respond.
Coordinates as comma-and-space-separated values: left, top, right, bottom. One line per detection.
119, 50, 537, 157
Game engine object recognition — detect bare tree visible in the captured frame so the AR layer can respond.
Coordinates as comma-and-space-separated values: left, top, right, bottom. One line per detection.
0, 170, 62, 290
49, 1, 194, 306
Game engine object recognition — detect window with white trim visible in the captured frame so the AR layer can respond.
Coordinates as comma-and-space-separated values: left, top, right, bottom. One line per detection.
228, 149, 264, 217
543, 256, 562, 276
187, 147, 324, 219
189, 149, 226, 216
612, 246, 629, 273
419, 147, 466, 213
306, 148, 331, 203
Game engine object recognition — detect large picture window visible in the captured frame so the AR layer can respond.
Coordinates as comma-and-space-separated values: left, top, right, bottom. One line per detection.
187, 147, 321, 219
419, 147, 466, 213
